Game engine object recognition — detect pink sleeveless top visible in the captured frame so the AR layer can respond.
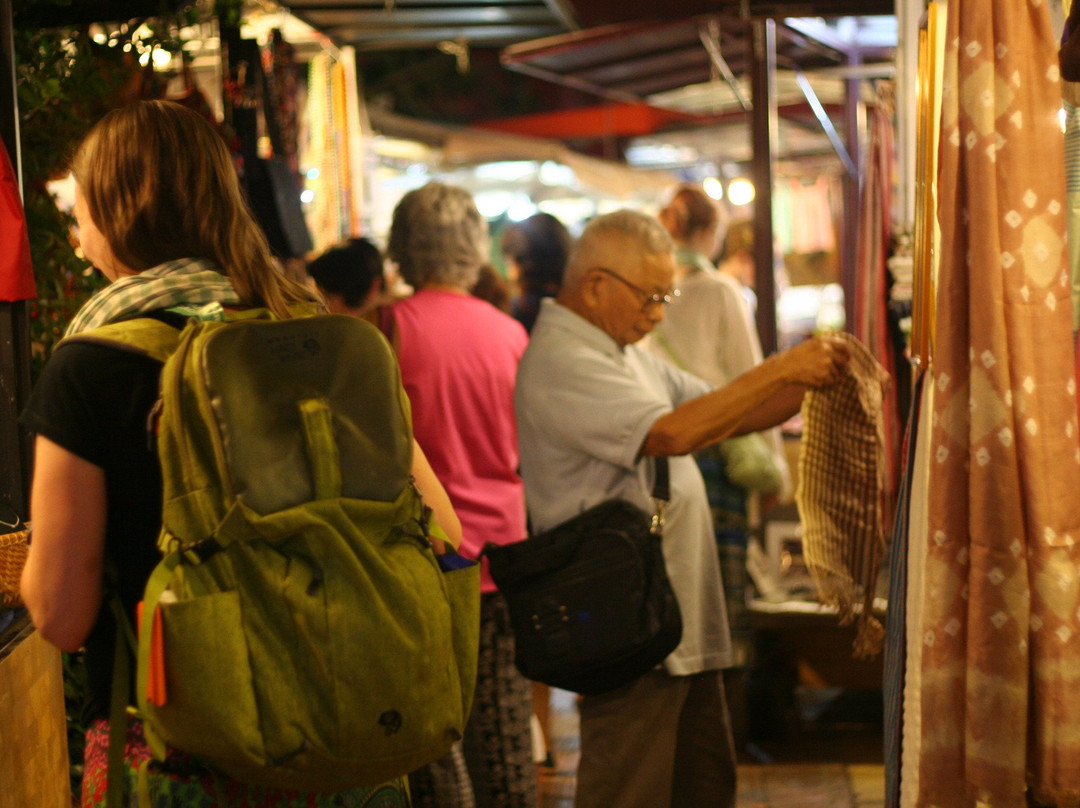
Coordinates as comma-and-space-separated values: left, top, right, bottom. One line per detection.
387, 289, 529, 592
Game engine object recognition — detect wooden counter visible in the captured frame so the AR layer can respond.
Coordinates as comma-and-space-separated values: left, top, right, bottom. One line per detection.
744, 599, 886, 747
0, 612, 71, 808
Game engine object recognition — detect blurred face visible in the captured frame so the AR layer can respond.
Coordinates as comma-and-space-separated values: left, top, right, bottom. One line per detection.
73, 185, 128, 282
588, 251, 677, 347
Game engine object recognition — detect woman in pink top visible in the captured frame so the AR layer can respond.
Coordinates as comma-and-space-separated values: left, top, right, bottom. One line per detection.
384, 181, 534, 808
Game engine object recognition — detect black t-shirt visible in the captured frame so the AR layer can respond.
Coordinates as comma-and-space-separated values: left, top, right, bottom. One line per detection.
20, 340, 165, 722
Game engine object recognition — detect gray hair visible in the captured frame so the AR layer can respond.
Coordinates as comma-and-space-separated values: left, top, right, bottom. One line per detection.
386, 181, 490, 289
565, 209, 674, 287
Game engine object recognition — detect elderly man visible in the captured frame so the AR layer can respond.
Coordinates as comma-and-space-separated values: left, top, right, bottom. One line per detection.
515, 209, 848, 808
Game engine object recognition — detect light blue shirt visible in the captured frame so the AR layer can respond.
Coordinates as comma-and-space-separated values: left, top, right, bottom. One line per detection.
515, 298, 733, 675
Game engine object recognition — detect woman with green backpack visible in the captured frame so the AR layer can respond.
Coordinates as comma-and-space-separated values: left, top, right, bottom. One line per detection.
20, 100, 463, 807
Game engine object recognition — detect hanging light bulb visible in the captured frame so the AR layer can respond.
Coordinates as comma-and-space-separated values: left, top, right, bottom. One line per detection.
727, 178, 755, 206
703, 177, 724, 201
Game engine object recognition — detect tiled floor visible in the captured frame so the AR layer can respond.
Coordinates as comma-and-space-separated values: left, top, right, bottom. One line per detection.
537, 687, 885, 808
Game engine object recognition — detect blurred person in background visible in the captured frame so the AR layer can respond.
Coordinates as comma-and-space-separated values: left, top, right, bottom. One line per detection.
498, 210, 574, 767
500, 212, 572, 334
471, 263, 513, 313
305, 236, 387, 322
716, 218, 760, 320
648, 188, 791, 745
382, 181, 535, 808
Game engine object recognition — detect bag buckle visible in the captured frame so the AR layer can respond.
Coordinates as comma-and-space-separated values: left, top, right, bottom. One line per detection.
650, 501, 667, 535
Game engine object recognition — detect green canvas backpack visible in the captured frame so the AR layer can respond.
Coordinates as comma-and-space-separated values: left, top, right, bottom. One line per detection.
70, 309, 480, 799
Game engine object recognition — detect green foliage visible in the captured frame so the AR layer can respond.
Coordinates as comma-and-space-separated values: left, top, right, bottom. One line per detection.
15, 24, 136, 375
14, 2, 208, 374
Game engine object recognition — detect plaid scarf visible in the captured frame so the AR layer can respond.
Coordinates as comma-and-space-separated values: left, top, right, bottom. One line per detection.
66, 257, 242, 336
796, 332, 888, 658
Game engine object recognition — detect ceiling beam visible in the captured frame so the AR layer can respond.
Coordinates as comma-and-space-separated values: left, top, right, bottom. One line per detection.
540, 0, 579, 29
747, 0, 892, 15
290, 0, 547, 6
324, 23, 565, 46
779, 17, 851, 57
300, 7, 559, 25
574, 45, 707, 86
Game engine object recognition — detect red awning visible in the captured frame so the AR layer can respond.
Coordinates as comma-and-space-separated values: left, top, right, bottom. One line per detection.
476, 101, 718, 140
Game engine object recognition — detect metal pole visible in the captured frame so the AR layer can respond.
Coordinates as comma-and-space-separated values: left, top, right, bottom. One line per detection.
896, 0, 922, 230
750, 17, 778, 356
842, 52, 863, 334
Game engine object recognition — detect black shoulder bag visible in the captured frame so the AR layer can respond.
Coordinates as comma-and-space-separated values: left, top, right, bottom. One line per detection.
484, 458, 683, 696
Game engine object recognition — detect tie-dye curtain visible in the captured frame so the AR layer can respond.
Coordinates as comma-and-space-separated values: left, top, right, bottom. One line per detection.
916, 1, 1080, 805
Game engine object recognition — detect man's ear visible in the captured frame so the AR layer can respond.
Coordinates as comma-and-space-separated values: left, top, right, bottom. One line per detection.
578, 269, 604, 308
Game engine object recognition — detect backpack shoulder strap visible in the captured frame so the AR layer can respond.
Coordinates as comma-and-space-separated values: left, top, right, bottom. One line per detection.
60, 317, 182, 364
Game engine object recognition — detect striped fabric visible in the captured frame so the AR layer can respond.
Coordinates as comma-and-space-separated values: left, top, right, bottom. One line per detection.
1066, 100, 1080, 329
795, 332, 889, 657
882, 370, 925, 808
65, 257, 240, 335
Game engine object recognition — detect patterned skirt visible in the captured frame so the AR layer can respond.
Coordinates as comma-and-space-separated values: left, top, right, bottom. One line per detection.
696, 445, 753, 667
81, 717, 410, 808
408, 592, 538, 808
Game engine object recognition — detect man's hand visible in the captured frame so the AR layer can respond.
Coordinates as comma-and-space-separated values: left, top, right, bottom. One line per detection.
781, 335, 850, 388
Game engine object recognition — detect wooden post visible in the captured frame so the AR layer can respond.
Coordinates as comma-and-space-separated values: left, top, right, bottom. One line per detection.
750, 17, 778, 356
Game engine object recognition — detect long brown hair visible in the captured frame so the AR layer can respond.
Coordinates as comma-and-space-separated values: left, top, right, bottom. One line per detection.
71, 100, 316, 317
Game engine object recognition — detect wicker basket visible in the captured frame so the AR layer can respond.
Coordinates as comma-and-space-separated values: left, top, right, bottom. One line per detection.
0, 529, 29, 610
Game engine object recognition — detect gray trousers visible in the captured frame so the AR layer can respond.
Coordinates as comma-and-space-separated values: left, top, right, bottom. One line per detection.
576, 669, 737, 808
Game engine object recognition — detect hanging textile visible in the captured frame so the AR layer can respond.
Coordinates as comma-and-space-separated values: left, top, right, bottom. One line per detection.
796, 332, 889, 657
901, 375, 934, 808
916, 2, 1080, 806
854, 94, 901, 525
882, 371, 923, 808
265, 29, 302, 178
0, 140, 35, 302
303, 51, 348, 251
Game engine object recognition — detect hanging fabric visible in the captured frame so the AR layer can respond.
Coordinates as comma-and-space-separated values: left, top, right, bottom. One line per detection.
0, 140, 35, 303
854, 93, 901, 525
882, 370, 926, 808
796, 332, 889, 657
915, 2, 1080, 806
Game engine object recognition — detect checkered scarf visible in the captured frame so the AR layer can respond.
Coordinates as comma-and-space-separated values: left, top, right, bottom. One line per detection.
795, 332, 888, 657
65, 257, 242, 336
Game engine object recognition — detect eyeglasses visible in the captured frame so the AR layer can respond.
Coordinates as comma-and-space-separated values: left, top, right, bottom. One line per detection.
592, 267, 678, 311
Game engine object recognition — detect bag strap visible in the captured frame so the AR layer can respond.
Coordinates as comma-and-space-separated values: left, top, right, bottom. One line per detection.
649, 457, 670, 535
651, 456, 670, 501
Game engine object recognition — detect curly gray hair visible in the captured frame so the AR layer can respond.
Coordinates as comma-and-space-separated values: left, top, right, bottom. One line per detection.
386, 182, 490, 290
